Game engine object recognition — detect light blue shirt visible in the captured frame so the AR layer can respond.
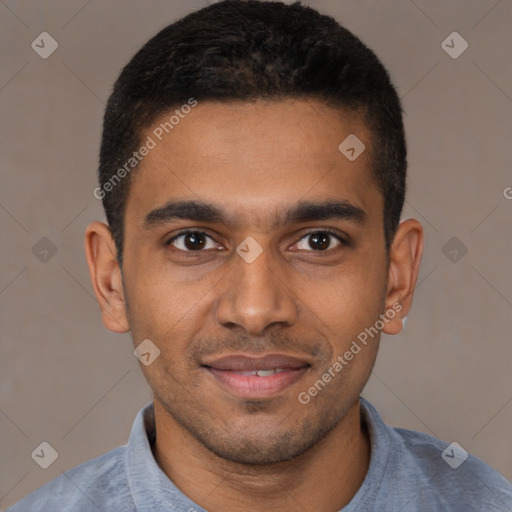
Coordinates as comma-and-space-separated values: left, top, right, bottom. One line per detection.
7, 398, 512, 511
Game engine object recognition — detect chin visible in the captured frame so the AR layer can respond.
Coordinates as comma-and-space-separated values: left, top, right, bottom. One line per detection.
196, 415, 340, 466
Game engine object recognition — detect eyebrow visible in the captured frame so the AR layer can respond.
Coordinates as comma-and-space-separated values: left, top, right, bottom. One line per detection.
143, 199, 367, 230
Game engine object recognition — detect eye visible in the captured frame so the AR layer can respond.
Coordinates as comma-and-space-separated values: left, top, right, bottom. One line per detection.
165, 229, 348, 254
294, 230, 345, 252
165, 230, 219, 251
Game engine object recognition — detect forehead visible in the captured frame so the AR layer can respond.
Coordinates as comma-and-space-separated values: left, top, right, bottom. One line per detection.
125, 99, 382, 230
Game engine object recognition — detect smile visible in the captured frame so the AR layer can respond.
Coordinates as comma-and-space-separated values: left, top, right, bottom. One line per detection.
202, 353, 311, 399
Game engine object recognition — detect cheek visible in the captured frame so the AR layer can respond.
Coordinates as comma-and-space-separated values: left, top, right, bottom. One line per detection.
305, 259, 387, 336
123, 262, 216, 355
124, 230, 387, 348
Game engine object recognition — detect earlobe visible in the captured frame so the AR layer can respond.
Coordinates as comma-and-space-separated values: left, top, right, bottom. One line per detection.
382, 218, 424, 336
84, 222, 130, 333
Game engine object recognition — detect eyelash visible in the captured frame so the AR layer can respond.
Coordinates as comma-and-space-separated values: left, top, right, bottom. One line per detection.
164, 228, 349, 255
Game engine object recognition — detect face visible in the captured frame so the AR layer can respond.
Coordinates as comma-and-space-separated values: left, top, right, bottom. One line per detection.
117, 99, 393, 464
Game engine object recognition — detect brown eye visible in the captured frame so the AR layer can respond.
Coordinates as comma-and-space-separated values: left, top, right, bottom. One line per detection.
166, 231, 217, 251
295, 231, 343, 252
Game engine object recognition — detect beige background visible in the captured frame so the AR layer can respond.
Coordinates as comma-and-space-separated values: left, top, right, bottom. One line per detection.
1, 0, 511, 508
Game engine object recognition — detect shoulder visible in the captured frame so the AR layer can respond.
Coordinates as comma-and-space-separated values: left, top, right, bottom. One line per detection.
391, 425, 512, 509
360, 399, 512, 510
6, 445, 135, 512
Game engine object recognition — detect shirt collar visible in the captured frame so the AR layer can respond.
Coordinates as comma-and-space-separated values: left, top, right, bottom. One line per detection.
347, 397, 393, 509
125, 402, 207, 512
124, 398, 391, 511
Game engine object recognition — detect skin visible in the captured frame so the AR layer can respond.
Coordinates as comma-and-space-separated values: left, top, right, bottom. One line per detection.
85, 99, 423, 512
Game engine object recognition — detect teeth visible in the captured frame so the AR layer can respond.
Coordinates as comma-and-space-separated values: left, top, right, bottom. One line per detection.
256, 369, 277, 377
234, 369, 286, 376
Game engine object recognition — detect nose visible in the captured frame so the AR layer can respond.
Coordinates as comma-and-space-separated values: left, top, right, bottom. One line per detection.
214, 241, 298, 336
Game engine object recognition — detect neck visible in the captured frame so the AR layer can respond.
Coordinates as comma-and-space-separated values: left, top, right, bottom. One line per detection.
152, 399, 370, 512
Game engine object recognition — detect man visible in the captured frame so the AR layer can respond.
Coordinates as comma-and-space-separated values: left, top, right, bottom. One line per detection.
8, 1, 512, 510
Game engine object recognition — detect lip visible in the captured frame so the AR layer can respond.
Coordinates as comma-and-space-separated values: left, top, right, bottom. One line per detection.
202, 353, 311, 399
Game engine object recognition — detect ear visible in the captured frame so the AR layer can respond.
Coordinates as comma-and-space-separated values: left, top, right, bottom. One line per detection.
84, 221, 130, 333
382, 218, 424, 335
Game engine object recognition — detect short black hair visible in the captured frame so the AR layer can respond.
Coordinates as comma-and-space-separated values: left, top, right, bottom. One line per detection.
98, 0, 406, 267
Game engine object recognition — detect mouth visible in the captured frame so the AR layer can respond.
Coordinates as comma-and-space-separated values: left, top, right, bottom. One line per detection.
202, 354, 311, 399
